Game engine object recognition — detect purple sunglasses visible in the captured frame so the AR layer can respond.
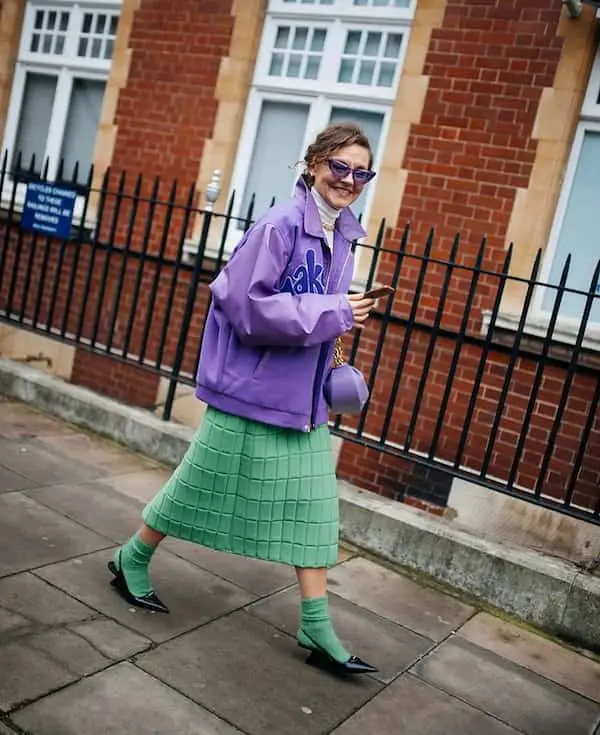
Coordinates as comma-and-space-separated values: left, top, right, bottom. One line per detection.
327, 158, 376, 185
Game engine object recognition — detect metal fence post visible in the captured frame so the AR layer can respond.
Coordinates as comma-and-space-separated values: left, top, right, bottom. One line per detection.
162, 171, 221, 421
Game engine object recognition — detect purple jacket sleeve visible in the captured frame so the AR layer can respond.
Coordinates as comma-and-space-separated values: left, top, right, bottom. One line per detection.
210, 222, 354, 347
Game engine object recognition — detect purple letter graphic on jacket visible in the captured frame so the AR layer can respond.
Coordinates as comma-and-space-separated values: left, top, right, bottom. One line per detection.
281, 249, 325, 295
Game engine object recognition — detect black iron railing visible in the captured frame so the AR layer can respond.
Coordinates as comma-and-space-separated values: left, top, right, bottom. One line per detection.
0, 154, 599, 524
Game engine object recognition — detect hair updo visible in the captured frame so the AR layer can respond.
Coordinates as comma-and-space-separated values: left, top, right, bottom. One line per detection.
303, 123, 373, 187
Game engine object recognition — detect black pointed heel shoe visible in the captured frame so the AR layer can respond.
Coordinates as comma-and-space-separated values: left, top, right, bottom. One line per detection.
297, 628, 378, 675
107, 553, 169, 614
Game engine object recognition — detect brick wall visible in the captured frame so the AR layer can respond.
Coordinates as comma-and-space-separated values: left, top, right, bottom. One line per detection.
71, 0, 236, 406
335, 0, 595, 510
395, 0, 563, 259
110, 0, 235, 184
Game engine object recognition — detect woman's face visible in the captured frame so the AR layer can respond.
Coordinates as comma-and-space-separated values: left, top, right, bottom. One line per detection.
310, 143, 372, 211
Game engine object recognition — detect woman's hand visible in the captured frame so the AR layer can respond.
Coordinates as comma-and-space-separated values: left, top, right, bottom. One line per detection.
347, 293, 376, 329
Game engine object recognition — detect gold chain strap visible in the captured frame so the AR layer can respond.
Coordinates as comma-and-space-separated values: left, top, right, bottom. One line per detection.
333, 336, 345, 367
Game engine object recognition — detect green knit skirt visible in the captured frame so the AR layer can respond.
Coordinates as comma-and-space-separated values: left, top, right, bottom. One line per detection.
142, 407, 339, 568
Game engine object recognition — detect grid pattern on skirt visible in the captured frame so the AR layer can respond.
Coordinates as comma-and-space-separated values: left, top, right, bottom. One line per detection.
142, 407, 340, 568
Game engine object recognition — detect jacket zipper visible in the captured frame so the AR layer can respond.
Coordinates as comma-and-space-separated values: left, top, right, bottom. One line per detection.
307, 239, 352, 431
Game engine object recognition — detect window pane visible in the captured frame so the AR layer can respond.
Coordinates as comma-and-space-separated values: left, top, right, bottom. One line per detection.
95, 14, 106, 34
287, 54, 302, 77
384, 33, 402, 59
377, 61, 395, 87
305, 55, 320, 79
358, 60, 375, 85
240, 100, 309, 224
311, 28, 326, 52
275, 26, 290, 49
542, 130, 600, 323
292, 27, 308, 50
339, 29, 403, 89
12, 73, 57, 173
59, 78, 105, 183
338, 58, 355, 83
353, 0, 410, 5
344, 31, 361, 55
328, 107, 383, 218
269, 25, 327, 80
364, 32, 382, 57
269, 52, 284, 76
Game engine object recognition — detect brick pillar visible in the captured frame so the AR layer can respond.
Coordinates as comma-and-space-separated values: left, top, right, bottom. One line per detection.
337, 0, 567, 508
71, 0, 236, 409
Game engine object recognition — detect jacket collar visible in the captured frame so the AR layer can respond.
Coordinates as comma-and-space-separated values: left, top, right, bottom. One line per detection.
294, 177, 366, 243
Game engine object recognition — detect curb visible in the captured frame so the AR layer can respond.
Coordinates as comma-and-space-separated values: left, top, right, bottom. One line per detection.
1, 357, 598, 652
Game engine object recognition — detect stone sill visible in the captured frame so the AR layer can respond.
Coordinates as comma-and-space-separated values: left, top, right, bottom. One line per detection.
482, 310, 600, 367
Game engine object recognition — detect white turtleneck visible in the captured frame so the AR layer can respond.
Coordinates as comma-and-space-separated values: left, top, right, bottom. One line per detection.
311, 187, 340, 252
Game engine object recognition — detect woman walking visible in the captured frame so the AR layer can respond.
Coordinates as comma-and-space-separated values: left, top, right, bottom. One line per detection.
109, 123, 378, 675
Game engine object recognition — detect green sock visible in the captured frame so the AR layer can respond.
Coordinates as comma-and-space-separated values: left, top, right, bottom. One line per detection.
297, 596, 350, 664
114, 533, 156, 597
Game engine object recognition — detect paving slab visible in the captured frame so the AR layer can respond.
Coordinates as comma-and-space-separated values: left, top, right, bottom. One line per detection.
0, 608, 28, 636
162, 542, 353, 598
0, 493, 111, 577
36, 430, 161, 476
137, 610, 382, 735
0, 437, 99, 487
68, 618, 151, 660
0, 640, 77, 712
248, 587, 433, 684
458, 612, 600, 703
101, 467, 172, 505
36, 548, 256, 643
0, 402, 76, 439
163, 539, 298, 596
0, 572, 94, 626
413, 637, 600, 735
329, 557, 475, 641
12, 662, 243, 735
331, 673, 521, 735
21, 628, 111, 677
27, 480, 146, 544
0, 465, 31, 494
28, 481, 300, 596
0, 723, 18, 734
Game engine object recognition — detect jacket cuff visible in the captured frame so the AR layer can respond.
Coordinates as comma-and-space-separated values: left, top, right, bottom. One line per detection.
340, 296, 354, 332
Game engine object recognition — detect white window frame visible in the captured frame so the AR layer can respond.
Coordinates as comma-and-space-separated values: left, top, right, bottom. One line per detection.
1, 0, 121, 226
530, 46, 600, 339
269, 0, 415, 22
210, 0, 413, 258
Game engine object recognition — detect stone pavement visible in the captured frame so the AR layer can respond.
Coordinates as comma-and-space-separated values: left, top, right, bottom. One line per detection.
0, 396, 599, 735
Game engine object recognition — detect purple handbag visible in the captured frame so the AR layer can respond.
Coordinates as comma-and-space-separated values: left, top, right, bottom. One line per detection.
323, 337, 369, 415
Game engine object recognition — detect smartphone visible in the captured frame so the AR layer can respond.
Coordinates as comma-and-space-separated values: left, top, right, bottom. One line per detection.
363, 285, 395, 299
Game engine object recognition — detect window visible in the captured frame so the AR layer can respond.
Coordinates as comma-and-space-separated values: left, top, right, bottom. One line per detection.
2, 1, 120, 186
538, 48, 600, 325
229, 0, 414, 236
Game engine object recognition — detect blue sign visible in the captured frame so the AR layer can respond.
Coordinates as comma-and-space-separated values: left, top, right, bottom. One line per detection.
21, 182, 77, 239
